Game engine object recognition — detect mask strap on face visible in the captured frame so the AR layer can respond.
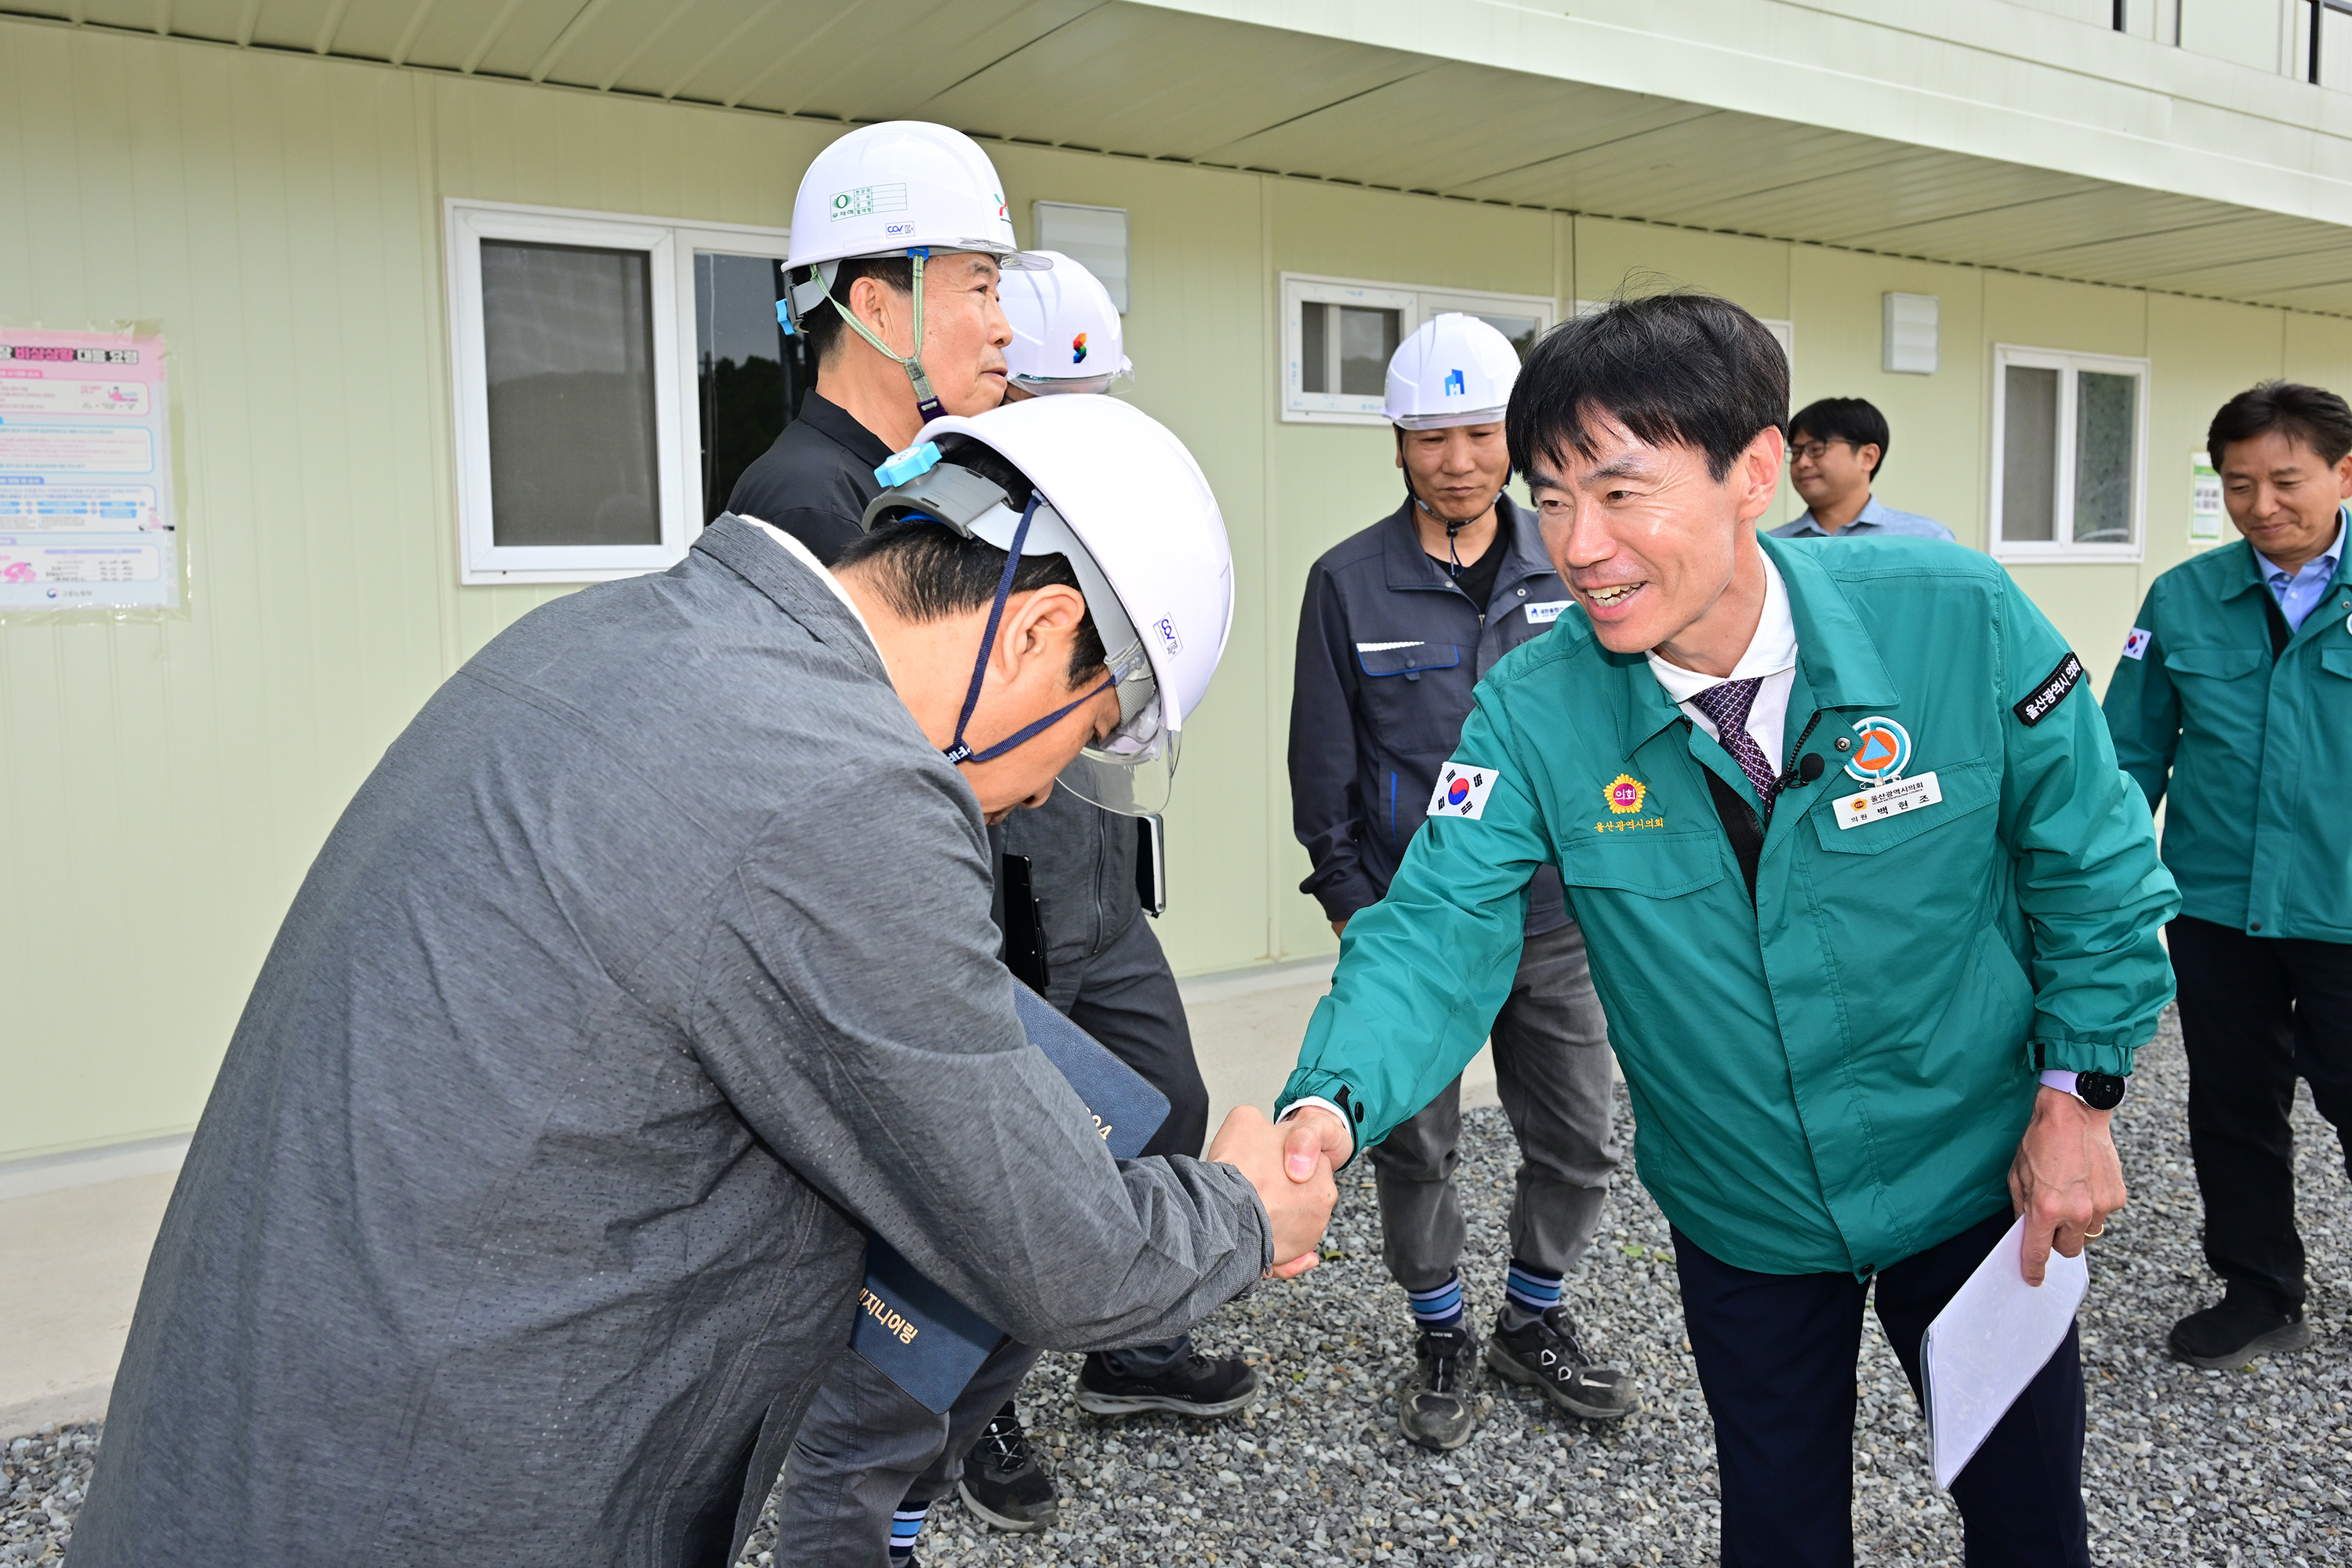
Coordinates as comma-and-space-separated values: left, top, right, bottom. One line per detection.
829, 249, 947, 420
939, 496, 1116, 768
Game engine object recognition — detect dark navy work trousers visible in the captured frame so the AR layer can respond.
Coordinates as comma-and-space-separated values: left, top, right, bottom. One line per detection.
1671, 1208, 2089, 1568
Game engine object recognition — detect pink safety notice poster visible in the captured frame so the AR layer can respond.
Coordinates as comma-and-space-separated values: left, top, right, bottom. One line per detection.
0, 328, 178, 614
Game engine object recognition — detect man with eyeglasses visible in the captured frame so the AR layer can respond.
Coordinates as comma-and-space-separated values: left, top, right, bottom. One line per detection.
1771, 397, 1955, 543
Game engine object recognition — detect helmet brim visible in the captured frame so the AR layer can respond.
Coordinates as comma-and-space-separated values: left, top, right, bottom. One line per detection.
1392, 406, 1510, 431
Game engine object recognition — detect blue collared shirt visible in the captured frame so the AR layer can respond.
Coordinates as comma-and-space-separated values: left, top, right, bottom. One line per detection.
2252, 511, 2347, 633
1771, 495, 1955, 543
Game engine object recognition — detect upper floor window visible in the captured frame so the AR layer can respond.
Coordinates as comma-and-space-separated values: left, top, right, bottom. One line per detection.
1990, 344, 2148, 562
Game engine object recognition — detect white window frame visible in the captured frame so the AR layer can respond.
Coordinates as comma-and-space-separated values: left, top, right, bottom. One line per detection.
1280, 273, 1556, 426
1987, 343, 2150, 564
444, 199, 792, 585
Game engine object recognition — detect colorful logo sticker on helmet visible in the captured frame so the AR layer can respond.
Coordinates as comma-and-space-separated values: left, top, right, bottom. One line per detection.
1843, 716, 1911, 783
1606, 773, 1646, 815
1443, 368, 1465, 396
1072, 331, 1090, 365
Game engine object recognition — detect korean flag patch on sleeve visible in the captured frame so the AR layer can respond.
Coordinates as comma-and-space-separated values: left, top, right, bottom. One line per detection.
2122, 627, 2151, 660
1428, 761, 1501, 820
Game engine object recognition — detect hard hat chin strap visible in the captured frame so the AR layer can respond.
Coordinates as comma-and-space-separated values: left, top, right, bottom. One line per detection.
829, 249, 949, 422
941, 494, 1115, 768
1409, 486, 1505, 578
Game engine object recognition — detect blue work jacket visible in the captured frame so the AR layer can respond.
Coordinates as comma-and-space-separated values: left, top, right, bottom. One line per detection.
1289, 495, 1570, 932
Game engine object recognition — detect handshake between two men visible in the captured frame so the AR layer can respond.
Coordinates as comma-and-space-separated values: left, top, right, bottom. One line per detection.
1207, 1105, 1341, 1279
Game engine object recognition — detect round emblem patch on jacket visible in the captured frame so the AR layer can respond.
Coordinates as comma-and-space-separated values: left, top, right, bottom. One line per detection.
1606, 773, 1647, 814
1844, 717, 1911, 783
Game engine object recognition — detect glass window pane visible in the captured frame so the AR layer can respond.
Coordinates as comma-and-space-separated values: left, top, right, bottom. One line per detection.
1473, 313, 1541, 361
481, 240, 660, 548
2001, 364, 2060, 543
695, 252, 806, 523
2073, 370, 2137, 544
1338, 306, 1399, 396
1301, 302, 1330, 394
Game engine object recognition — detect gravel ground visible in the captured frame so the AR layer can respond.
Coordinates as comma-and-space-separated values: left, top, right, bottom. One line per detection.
9, 1009, 2350, 1566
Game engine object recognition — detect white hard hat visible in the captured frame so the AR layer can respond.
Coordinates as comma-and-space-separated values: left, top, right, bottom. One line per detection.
1385, 312, 1521, 430
786, 121, 1042, 277
782, 121, 1050, 419
1000, 250, 1131, 394
860, 397, 1233, 815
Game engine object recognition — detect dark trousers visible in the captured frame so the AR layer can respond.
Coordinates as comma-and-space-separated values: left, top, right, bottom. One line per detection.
2170, 915, 2352, 1312
779, 913, 1204, 1565
1370, 919, 1619, 1292
1672, 1209, 2089, 1568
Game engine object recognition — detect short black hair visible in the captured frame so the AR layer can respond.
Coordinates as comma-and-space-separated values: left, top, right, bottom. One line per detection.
835, 439, 1107, 689
1789, 397, 1891, 478
2208, 381, 2352, 470
800, 256, 915, 365
1507, 292, 1788, 483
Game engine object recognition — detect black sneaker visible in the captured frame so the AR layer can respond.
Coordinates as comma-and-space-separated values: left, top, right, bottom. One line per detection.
1397, 1324, 1484, 1452
2169, 1294, 2313, 1370
956, 1403, 1057, 1532
1074, 1351, 1261, 1417
1486, 1306, 1640, 1421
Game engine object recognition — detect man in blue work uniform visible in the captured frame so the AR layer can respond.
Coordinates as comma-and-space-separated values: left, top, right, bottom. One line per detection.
1290, 313, 1634, 1452
1769, 396, 1954, 542
2103, 381, 2352, 1370
1277, 294, 2178, 1566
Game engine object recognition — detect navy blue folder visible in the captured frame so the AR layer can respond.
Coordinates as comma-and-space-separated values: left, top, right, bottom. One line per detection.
851, 979, 1171, 1412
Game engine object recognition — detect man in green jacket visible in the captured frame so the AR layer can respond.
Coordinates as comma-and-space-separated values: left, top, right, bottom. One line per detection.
1275, 294, 2178, 1568
2103, 381, 2352, 1371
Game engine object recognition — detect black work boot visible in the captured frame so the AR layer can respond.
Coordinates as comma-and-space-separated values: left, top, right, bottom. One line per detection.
2169, 1290, 2313, 1370
1486, 1305, 1642, 1420
956, 1403, 1057, 1532
1396, 1324, 1484, 1452
1074, 1351, 1261, 1417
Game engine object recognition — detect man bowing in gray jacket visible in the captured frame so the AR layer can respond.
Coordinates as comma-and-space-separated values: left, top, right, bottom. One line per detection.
72, 397, 1329, 1568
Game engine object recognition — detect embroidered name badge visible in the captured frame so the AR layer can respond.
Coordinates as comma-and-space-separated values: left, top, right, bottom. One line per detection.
1605, 774, 1646, 814
1428, 762, 1501, 820
1834, 771, 1944, 830
1525, 600, 1572, 626
2014, 652, 2085, 727
2121, 627, 2151, 661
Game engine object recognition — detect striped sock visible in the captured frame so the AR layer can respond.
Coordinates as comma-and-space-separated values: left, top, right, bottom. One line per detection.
1504, 1258, 1565, 1319
888, 1504, 928, 1563
1405, 1269, 1465, 1330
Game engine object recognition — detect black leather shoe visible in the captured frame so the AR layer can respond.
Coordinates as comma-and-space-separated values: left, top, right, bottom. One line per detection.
2169, 1294, 2312, 1370
1397, 1325, 1485, 1452
956, 1403, 1057, 1532
1074, 1350, 1261, 1417
1486, 1306, 1641, 1420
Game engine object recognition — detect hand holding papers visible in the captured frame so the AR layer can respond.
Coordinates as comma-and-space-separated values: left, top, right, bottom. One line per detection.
1922, 1214, 2088, 1490
1208, 1105, 1337, 1279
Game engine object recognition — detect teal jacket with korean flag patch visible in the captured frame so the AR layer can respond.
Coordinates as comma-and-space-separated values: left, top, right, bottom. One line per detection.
1279, 535, 2179, 1278
2101, 534, 2352, 942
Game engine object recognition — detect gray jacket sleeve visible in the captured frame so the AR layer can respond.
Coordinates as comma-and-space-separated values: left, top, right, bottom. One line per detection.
689, 750, 1270, 1352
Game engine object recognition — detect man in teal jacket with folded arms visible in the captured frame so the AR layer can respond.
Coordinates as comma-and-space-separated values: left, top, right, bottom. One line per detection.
1274, 293, 2178, 1568
2103, 381, 2352, 1372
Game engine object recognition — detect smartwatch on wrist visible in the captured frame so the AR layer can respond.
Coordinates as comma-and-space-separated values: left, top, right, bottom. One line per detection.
2040, 1069, 2126, 1111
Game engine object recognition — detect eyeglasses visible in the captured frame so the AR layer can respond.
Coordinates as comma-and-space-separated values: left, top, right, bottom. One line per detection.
1789, 439, 1854, 463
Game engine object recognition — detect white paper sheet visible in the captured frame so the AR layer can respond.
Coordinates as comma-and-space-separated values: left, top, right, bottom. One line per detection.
1922, 1215, 2088, 1490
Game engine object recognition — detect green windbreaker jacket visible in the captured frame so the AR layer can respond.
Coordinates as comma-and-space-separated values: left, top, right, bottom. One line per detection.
2102, 529, 2352, 942
1280, 535, 2178, 1277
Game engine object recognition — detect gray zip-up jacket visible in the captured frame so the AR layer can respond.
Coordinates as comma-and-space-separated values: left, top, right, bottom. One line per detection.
71, 518, 1270, 1568
1290, 495, 1570, 932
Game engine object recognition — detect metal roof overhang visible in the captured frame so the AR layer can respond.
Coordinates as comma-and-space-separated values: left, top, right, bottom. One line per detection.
21, 0, 2352, 314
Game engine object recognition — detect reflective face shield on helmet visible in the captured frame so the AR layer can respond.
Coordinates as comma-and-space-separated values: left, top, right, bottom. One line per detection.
858, 447, 1174, 814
